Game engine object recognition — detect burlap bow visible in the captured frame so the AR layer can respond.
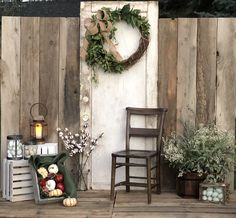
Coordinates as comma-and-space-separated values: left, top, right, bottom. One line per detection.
80, 10, 123, 62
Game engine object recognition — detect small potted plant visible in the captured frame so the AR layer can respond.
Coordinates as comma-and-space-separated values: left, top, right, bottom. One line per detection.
163, 123, 235, 198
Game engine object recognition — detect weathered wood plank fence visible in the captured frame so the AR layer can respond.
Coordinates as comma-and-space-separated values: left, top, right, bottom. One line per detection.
0, 17, 80, 187
159, 18, 236, 190
1, 16, 236, 191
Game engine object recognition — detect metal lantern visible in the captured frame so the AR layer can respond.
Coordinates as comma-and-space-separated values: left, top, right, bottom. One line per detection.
30, 103, 48, 144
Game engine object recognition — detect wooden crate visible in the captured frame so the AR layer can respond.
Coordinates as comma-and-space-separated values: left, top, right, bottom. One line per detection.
199, 183, 229, 204
2, 159, 34, 202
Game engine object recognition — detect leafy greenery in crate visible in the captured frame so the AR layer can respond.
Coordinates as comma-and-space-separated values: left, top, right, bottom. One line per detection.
163, 124, 235, 184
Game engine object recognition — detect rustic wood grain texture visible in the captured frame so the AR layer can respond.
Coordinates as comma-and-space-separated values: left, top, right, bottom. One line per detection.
20, 17, 40, 141
176, 18, 197, 133
158, 18, 178, 191
196, 18, 217, 126
158, 18, 177, 135
58, 18, 80, 148
1, 17, 21, 171
58, 17, 67, 152
58, 17, 80, 183
216, 18, 236, 190
0, 191, 236, 218
39, 18, 60, 143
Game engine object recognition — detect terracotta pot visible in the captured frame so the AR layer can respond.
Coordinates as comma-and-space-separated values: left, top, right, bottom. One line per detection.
176, 172, 206, 198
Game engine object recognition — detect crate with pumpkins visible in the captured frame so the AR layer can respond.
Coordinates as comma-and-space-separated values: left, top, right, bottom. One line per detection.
29, 152, 77, 207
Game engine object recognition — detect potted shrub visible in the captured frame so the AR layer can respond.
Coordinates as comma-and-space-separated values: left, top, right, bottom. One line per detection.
163, 124, 235, 198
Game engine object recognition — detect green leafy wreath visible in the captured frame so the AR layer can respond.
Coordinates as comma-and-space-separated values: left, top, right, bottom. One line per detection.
81, 4, 150, 74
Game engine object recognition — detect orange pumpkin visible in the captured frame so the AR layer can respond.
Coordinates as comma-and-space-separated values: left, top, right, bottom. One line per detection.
63, 197, 77, 207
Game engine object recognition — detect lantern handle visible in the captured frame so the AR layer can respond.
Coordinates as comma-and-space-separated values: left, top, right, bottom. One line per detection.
30, 103, 48, 119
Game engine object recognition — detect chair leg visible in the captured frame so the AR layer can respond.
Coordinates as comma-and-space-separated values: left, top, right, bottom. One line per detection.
156, 155, 161, 194
125, 157, 130, 192
110, 155, 116, 200
146, 157, 151, 204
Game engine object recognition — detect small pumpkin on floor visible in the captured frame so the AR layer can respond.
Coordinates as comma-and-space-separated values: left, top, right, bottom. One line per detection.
63, 197, 77, 207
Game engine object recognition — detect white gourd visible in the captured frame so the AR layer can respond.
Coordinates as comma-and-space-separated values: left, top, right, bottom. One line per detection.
63, 197, 77, 207
46, 179, 56, 191
49, 189, 63, 197
48, 164, 59, 174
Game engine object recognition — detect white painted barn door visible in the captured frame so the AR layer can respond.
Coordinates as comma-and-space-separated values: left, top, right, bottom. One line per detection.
80, 1, 158, 189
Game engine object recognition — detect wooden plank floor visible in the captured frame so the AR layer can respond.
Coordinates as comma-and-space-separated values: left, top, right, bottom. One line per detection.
113, 191, 236, 218
0, 191, 236, 218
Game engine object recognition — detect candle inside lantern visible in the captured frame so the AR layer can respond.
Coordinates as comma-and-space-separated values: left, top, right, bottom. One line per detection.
35, 123, 43, 139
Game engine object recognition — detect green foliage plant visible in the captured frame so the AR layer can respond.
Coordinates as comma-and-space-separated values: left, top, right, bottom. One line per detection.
163, 124, 235, 184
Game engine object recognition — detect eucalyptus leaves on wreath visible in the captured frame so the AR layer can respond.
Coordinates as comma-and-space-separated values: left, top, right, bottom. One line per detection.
80, 4, 150, 74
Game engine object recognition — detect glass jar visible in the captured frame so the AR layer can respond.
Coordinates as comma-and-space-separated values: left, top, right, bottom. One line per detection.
7, 135, 23, 160
24, 141, 38, 159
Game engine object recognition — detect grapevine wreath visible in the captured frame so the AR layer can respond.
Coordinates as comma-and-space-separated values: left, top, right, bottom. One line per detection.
81, 4, 150, 73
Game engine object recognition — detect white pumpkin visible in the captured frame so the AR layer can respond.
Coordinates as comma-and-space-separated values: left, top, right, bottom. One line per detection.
63, 197, 77, 207
48, 164, 59, 174
46, 179, 56, 191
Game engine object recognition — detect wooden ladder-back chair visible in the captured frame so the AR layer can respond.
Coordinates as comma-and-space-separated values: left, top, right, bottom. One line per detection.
110, 107, 167, 204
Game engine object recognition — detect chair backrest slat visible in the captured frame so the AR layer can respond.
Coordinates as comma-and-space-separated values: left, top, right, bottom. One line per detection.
129, 128, 160, 137
125, 107, 167, 152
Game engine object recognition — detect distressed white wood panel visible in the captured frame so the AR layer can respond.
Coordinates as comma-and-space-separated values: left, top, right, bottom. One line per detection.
80, 2, 93, 189
216, 18, 236, 190
92, 1, 148, 12
83, 2, 159, 189
119, 1, 148, 12
145, 1, 159, 150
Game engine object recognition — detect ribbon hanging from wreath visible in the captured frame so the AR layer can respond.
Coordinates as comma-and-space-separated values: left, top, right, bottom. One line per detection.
80, 4, 150, 74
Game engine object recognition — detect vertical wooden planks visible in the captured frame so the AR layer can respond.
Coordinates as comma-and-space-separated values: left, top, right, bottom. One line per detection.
62, 18, 80, 131
59, 17, 80, 180
158, 18, 177, 135
39, 18, 60, 142
1, 17, 21, 191
158, 18, 178, 191
1, 16, 21, 167
59, 18, 80, 150
176, 18, 197, 133
58, 18, 68, 152
20, 17, 40, 140
216, 18, 236, 132
196, 18, 217, 126
216, 18, 236, 189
